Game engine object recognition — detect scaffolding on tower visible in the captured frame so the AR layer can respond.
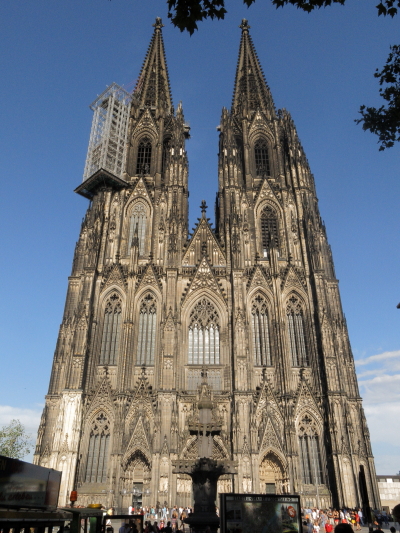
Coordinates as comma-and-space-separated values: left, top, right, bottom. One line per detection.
83, 83, 132, 182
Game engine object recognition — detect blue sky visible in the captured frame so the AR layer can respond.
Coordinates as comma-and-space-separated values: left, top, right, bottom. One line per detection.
0, 0, 399, 474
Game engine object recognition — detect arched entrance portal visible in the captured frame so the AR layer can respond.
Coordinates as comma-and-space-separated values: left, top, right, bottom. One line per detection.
259, 451, 287, 494
120, 450, 151, 512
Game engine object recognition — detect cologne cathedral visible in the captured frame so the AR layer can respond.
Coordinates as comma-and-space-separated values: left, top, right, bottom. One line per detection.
34, 18, 380, 511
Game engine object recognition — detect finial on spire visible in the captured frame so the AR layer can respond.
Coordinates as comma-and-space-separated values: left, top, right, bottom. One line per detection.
200, 199, 208, 215
239, 19, 250, 32
153, 17, 164, 31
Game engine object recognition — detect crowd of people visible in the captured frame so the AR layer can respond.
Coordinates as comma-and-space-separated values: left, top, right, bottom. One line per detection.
104, 506, 194, 533
302, 507, 400, 532
103, 503, 400, 533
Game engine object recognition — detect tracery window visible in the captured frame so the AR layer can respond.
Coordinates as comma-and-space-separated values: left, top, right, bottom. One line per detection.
84, 413, 110, 483
298, 415, 323, 485
100, 294, 122, 365
128, 202, 147, 256
136, 137, 152, 175
251, 295, 272, 366
286, 296, 309, 367
137, 294, 157, 366
188, 298, 220, 365
255, 138, 270, 176
261, 205, 279, 256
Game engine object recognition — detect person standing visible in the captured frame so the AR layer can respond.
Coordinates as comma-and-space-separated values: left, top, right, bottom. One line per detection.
119, 523, 132, 533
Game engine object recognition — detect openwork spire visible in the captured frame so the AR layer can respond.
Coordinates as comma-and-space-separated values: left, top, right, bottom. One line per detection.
133, 17, 173, 112
232, 19, 276, 119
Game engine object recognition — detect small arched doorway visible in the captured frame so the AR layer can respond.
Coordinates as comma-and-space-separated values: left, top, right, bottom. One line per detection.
120, 450, 151, 512
259, 451, 286, 494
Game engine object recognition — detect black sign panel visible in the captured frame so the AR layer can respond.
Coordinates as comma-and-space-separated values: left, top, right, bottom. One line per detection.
0, 455, 62, 510
220, 493, 301, 533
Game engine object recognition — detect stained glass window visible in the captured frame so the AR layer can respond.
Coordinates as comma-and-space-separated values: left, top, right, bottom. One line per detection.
128, 202, 147, 256
100, 294, 122, 365
188, 298, 220, 365
137, 294, 157, 365
136, 138, 152, 175
251, 295, 272, 366
84, 413, 110, 483
255, 138, 270, 176
286, 296, 309, 367
298, 415, 323, 485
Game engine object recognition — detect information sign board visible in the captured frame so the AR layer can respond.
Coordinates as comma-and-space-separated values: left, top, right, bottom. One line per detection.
0, 455, 62, 510
220, 493, 301, 533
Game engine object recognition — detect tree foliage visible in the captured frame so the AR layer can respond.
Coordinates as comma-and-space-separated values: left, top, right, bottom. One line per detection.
167, 0, 400, 34
0, 419, 32, 459
392, 504, 400, 523
356, 44, 400, 150
166, 0, 400, 149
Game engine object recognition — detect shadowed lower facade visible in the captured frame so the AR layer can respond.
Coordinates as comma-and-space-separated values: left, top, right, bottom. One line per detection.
34, 18, 380, 511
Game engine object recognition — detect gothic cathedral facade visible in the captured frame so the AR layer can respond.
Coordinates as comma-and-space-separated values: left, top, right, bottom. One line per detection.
34, 18, 380, 511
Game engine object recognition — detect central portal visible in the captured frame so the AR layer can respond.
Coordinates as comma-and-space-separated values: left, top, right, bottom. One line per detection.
259, 451, 286, 494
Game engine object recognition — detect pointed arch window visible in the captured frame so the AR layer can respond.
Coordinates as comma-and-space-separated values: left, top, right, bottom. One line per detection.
136, 137, 152, 175
255, 138, 270, 177
128, 202, 147, 256
188, 298, 220, 365
261, 205, 279, 256
137, 294, 157, 366
251, 295, 272, 366
286, 296, 309, 367
84, 413, 110, 483
100, 294, 122, 365
298, 415, 324, 485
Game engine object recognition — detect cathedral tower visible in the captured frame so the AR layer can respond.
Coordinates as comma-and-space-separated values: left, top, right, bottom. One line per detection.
34, 18, 380, 511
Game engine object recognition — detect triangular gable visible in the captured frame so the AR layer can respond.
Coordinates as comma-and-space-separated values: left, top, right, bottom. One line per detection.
255, 378, 283, 421
122, 417, 151, 467
101, 262, 127, 292
42, 442, 51, 458
59, 433, 69, 455
156, 190, 168, 207
247, 265, 272, 294
254, 177, 282, 206
130, 367, 154, 407
281, 264, 306, 293
260, 417, 282, 452
136, 263, 162, 293
248, 109, 272, 134
294, 377, 321, 419
85, 376, 114, 420
132, 108, 158, 138
164, 308, 175, 332
182, 256, 226, 305
241, 435, 250, 455
161, 435, 169, 457
182, 218, 226, 267
128, 176, 153, 204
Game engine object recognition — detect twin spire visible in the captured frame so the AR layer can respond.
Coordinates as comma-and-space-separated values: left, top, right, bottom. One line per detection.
133, 17, 173, 112
136, 18, 275, 119
232, 19, 276, 119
